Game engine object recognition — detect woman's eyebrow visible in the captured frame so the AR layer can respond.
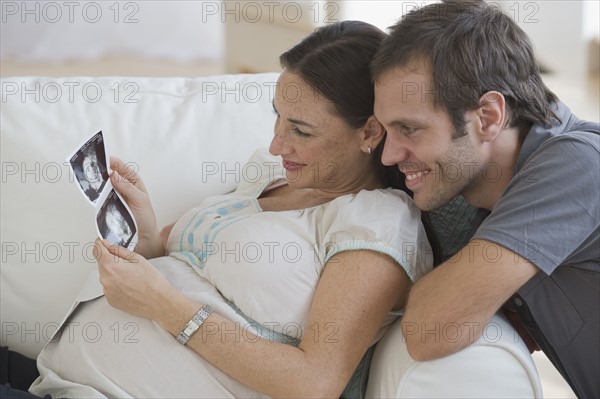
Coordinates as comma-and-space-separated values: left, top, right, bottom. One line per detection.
272, 100, 317, 129
287, 118, 316, 128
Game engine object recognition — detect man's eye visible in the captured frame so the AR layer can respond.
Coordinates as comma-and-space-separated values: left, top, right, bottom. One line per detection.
403, 126, 418, 135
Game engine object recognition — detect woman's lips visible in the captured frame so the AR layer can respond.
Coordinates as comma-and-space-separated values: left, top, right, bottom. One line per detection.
282, 160, 306, 171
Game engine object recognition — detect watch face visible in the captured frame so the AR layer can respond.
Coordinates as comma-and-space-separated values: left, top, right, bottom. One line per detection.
183, 321, 200, 336
177, 306, 213, 345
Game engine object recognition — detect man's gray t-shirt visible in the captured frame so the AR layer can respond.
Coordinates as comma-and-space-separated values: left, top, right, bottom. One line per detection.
474, 102, 599, 274
471, 101, 599, 397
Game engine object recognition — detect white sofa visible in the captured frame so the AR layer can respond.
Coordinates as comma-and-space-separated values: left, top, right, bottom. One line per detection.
1, 74, 542, 397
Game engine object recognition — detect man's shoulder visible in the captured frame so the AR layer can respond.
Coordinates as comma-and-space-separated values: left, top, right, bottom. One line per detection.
568, 130, 598, 149
522, 125, 599, 169
544, 129, 600, 150
519, 102, 599, 166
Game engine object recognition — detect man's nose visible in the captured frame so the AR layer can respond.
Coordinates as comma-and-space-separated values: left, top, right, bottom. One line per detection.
381, 135, 411, 166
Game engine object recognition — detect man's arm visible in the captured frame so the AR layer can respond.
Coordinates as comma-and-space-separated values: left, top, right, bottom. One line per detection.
400, 238, 539, 361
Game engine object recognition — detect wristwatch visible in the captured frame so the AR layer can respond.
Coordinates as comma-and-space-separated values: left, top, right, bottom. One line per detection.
176, 304, 213, 345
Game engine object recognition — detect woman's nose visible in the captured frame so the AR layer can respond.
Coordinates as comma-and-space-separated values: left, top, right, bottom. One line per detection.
269, 124, 292, 156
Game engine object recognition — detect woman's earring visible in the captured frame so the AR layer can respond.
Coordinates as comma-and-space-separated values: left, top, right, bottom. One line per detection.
368, 146, 372, 155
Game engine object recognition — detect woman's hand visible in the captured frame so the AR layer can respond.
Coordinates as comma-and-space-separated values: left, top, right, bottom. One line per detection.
109, 156, 164, 259
94, 238, 186, 323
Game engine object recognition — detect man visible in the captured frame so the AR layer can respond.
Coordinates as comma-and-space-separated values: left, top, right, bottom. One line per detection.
372, 1, 599, 397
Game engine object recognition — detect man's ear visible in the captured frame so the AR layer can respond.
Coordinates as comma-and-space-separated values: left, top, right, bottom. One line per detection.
476, 91, 506, 142
360, 115, 386, 152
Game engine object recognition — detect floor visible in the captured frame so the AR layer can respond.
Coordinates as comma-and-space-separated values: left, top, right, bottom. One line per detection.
2, 57, 596, 398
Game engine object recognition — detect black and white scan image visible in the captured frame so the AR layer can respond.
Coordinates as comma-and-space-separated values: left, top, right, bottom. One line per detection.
67, 130, 138, 249
67, 131, 109, 204
96, 189, 138, 250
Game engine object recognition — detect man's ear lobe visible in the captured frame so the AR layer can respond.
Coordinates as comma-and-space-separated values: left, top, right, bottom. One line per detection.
477, 91, 506, 141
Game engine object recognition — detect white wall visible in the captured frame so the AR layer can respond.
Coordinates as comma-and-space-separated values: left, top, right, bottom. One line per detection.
2, 0, 595, 78
0, 1, 223, 62
339, 0, 597, 78
497, 1, 586, 78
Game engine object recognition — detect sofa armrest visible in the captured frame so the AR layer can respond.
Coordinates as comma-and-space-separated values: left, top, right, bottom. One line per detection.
366, 312, 543, 398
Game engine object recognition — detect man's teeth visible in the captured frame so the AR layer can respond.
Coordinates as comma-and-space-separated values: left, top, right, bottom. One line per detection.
406, 171, 428, 181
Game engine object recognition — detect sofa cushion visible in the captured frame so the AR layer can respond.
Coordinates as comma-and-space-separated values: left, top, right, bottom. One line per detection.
1, 74, 278, 357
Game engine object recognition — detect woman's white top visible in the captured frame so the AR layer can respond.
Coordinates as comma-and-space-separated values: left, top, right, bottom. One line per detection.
30, 149, 433, 398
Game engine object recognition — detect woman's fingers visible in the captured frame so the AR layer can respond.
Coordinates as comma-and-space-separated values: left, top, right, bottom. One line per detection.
94, 238, 139, 264
110, 170, 147, 205
103, 239, 139, 263
105, 157, 161, 258
93, 237, 110, 262
109, 156, 148, 192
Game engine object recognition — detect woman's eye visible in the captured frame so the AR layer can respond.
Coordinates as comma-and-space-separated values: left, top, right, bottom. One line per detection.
292, 127, 310, 138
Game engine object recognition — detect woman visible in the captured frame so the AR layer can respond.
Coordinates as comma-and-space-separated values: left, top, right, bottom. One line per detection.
27, 21, 434, 398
